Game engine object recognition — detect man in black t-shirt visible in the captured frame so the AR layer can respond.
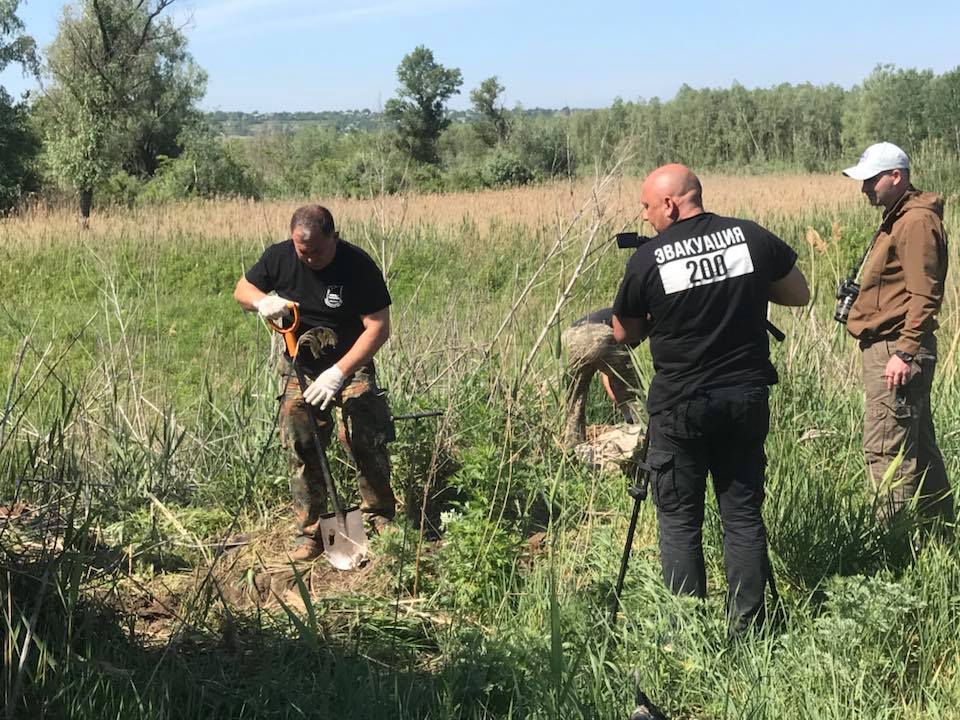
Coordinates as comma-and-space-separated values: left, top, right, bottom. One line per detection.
561, 307, 641, 447
612, 164, 809, 634
235, 205, 396, 561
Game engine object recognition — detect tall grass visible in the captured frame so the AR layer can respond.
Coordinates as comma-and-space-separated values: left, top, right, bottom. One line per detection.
1, 170, 958, 718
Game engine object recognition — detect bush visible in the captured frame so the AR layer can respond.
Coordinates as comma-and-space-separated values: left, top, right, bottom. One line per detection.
508, 116, 576, 180
482, 149, 533, 187
140, 127, 263, 201
436, 502, 522, 609
95, 170, 144, 208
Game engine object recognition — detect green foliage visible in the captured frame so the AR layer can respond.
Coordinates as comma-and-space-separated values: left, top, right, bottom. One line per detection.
40, 0, 206, 213
3, 167, 960, 720
139, 125, 262, 201
384, 45, 463, 164
41, 93, 117, 191
925, 67, 960, 154
470, 75, 508, 147
95, 168, 144, 207
0, 0, 37, 76
0, 88, 39, 211
508, 113, 576, 180
844, 64, 934, 154
914, 137, 960, 200
482, 148, 532, 187
202, 64, 960, 198
435, 503, 523, 609
0, 1, 39, 212
103, 505, 233, 550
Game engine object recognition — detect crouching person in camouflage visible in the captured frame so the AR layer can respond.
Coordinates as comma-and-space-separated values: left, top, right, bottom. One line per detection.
234, 205, 397, 561
562, 308, 642, 448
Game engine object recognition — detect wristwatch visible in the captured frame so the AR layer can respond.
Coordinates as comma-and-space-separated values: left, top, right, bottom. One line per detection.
894, 350, 914, 364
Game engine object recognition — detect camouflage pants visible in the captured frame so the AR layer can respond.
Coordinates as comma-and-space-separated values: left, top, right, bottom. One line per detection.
561, 322, 641, 447
278, 359, 396, 543
861, 337, 954, 529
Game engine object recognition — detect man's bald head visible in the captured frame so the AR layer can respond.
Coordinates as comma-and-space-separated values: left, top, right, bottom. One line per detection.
640, 163, 705, 232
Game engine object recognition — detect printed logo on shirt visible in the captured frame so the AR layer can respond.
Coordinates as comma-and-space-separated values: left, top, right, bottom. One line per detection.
324, 285, 344, 308
655, 226, 755, 294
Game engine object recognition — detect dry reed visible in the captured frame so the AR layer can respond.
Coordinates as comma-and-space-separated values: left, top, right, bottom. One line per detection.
1, 174, 862, 249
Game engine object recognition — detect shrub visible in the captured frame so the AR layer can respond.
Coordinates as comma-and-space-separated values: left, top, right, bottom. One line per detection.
140, 127, 263, 201
436, 502, 522, 609
482, 149, 533, 187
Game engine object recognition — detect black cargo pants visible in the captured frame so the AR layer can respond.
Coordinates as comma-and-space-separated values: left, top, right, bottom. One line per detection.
647, 384, 771, 633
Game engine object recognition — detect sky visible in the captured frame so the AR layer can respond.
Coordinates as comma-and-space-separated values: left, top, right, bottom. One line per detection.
1, 0, 958, 112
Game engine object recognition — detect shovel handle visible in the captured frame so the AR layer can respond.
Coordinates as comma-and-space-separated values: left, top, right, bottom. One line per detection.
266, 303, 301, 357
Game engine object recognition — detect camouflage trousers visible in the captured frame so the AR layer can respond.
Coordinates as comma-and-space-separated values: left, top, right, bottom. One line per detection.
278, 359, 396, 544
861, 337, 954, 530
561, 322, 641, 447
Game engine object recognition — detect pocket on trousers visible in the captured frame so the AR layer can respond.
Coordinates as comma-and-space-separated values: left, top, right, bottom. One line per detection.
864, 400, 908, 457
647, 449, 678, 512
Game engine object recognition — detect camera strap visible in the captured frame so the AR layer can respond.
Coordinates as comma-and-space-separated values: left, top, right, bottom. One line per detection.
849, 229, 880, 283
852, 190, 912, 281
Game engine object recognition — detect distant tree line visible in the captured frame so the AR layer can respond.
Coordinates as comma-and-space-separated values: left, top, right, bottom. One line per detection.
2, 2, 959, 217
227, 57, 960, 199
205, 108, 562, 137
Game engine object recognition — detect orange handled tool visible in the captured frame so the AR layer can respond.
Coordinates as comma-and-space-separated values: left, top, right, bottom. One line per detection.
266, 302, 300, 357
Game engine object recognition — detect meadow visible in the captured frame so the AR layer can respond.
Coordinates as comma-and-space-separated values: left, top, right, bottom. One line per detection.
1, 170, 959, 719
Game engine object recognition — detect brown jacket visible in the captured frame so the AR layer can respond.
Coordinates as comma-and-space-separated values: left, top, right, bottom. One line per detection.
847, 189, 949, 356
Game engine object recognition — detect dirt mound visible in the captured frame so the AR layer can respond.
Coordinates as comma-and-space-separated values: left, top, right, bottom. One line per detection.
102, 514, 401, 646
199, 518, 393, 610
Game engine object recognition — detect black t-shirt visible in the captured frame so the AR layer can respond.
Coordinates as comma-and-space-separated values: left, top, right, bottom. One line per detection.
612, 213, 797, 413
245, 239, 391, 373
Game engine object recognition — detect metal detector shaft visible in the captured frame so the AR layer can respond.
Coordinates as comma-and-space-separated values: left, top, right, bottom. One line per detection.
391, 410, 444, 421
610, 432, 652, 624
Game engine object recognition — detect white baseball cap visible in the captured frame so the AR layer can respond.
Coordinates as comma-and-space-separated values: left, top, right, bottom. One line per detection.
842, 142, 910, 180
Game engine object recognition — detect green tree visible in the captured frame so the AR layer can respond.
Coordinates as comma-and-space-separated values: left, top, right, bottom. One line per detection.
925, 66, 960, 154
41, 0, 205, 220
384, 45, 462, 164
843, 64, 933, 154
0, 0, 40, 212
470, 75, 508, 147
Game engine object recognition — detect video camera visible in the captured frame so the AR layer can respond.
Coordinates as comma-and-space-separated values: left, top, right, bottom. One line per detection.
614, 232, 654, 250
834, 279, 860, 324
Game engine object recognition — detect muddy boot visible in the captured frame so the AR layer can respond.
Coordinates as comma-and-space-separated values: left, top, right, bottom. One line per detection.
288, 537, 323, 562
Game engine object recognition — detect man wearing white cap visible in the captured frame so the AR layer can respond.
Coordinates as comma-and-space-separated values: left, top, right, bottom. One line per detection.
842, 142, 953, 532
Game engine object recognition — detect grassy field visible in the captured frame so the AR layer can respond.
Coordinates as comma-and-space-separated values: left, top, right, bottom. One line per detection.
1, 171, 959, 719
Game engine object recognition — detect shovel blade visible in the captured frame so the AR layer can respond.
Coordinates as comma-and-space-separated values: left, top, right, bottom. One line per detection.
318, 506, 368, 570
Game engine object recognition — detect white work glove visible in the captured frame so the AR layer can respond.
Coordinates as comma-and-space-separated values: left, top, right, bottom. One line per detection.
303, 365, 346, 410
254, 295, 295, 321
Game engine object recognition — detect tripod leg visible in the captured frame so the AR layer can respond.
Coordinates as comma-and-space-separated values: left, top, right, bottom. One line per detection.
610, 493, 644, 624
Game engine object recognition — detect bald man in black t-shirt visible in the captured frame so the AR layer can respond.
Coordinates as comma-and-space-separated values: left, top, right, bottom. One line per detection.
613, 164, 809, 634
235, 205, 396, 561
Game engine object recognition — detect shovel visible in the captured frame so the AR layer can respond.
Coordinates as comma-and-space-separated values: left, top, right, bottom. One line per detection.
268, 303, 369, 570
